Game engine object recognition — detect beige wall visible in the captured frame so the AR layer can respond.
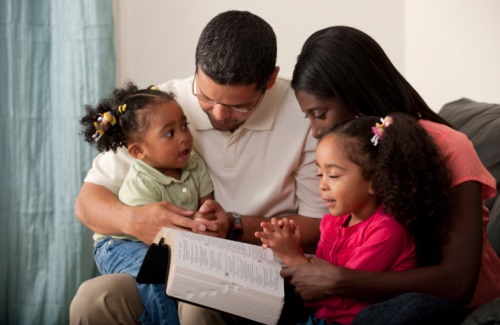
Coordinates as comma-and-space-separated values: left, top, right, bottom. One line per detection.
406, 0, 500, 110
113, 0, 500, 111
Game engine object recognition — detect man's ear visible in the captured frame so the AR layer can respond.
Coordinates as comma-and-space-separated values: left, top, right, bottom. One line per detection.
265, 67, 280, 90
128, 143, 144, 160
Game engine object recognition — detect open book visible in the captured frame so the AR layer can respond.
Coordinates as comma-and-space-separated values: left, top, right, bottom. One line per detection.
137, 227, 285, 325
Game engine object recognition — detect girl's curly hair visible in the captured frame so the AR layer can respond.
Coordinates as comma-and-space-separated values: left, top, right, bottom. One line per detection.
326, 113, 452, 266
80, 82, 175, 152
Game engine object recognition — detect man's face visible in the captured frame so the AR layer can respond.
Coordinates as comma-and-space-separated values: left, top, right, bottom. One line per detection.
193, 68, 263, 132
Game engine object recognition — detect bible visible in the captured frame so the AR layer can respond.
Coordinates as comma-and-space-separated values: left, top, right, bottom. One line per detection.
137, 227, 285, 325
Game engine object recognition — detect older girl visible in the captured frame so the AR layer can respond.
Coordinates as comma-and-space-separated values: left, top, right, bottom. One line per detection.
257, 114, 451, 324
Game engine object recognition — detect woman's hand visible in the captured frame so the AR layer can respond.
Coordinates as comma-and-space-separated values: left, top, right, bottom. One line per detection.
281, 258, 351, 301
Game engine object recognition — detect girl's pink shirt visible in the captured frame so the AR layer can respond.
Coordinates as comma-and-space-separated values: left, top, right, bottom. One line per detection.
311, 208, 416, 324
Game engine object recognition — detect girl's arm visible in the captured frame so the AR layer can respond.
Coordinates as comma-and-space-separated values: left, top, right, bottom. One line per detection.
194, 199, 322, 253
255, 218, 309, 266
281, 182, 483, 304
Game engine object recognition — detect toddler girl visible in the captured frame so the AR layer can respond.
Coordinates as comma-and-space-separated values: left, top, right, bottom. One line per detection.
80, 82, 213, 325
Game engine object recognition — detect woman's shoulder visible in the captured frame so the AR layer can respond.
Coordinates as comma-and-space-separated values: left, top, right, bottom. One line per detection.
418, 119, 475, 158
418, 119, 467, 142
419, 119, 496, 197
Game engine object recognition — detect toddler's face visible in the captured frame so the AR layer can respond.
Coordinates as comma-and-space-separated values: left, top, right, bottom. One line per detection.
138, 101, 193, 178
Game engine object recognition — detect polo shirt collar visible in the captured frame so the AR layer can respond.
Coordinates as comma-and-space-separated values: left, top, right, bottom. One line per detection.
133, 158, 195, 185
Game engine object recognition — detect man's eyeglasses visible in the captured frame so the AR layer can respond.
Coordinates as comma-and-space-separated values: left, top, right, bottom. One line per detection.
192, 74, 263, 114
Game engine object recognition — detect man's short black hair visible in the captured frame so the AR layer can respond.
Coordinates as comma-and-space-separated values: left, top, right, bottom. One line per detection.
195, 10, 277, 91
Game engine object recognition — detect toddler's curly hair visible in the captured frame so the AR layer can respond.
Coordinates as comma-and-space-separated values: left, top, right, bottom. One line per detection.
80, 82, 175, 152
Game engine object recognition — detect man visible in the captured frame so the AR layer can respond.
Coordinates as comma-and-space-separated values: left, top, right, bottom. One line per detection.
70, 10, 326, 325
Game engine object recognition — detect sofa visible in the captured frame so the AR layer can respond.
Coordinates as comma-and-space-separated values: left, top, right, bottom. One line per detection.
439, 98, 500, 255
438, 98, 500, 325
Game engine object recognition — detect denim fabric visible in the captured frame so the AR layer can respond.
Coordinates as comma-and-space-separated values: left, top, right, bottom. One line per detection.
94, 238, 180, 325
298, 314, 343, 325
351, 293, 467, 325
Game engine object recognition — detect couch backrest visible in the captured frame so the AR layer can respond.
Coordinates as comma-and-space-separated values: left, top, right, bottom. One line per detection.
439, 98, 500, 255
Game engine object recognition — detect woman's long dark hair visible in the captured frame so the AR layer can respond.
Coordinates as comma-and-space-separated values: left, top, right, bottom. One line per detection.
292, 26, 452, 128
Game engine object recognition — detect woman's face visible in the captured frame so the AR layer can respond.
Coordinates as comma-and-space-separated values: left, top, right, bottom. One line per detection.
295, 90, 356, 139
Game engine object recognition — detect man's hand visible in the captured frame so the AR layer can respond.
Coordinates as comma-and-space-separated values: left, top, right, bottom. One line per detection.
129, 201, 205, 245
280, 258, 348, 301
75, 183, 208, 246
192, 199, 232, 238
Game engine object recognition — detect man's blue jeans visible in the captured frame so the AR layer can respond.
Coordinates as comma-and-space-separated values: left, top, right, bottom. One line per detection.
94, 238, 179, 325
352, 292, 468, 325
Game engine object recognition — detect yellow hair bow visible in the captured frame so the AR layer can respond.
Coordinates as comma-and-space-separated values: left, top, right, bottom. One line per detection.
117, 104, 127, 114
92, 111, 117, 141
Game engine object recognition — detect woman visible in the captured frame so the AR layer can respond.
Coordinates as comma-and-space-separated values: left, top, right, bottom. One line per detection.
283, 25, 500, 324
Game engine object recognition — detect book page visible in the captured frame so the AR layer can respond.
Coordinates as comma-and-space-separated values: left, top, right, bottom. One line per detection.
166, 229, 283, 294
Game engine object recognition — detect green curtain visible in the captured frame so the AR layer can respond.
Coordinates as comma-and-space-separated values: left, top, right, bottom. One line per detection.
0, 0, 115, 324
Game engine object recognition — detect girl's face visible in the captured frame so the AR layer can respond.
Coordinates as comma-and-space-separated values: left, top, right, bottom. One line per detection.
295, 90, 356, 139
316, 135, 376, 224
131, 101, 193, 179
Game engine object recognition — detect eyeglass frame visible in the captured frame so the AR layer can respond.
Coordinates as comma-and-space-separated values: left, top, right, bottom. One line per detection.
191, 74, 264, 114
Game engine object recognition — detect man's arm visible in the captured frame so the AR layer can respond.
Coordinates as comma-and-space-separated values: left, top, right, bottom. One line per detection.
193, 199, 321, 253
75, 182, 203, 245
281, 181, 483, 304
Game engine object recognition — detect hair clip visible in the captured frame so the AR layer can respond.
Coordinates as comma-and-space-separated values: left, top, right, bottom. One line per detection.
117, 104, 127, 114
92, 111, 117, 141
371, 116, 393, 146
150, 86, 159, 90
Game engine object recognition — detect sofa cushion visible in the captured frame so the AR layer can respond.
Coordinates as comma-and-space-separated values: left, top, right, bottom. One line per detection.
439, 98, 500, 255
